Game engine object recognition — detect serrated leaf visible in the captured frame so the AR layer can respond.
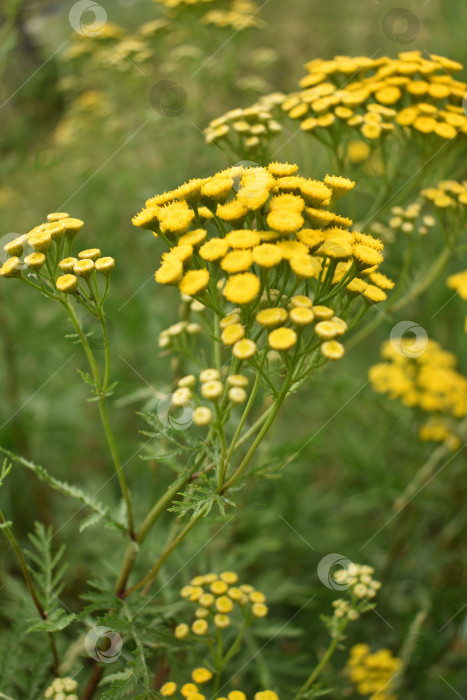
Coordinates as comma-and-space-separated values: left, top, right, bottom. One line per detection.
79, 512, 103, 532
77, 369, 97, 387
0, 448, 126, 533
28, 610, 76, 633
100, 668, 134, 686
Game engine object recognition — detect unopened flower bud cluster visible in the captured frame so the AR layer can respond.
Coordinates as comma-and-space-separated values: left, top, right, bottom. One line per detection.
174, 571, 268, 640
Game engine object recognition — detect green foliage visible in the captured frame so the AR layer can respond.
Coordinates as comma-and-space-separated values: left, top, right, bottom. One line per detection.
25, 522, 75, 632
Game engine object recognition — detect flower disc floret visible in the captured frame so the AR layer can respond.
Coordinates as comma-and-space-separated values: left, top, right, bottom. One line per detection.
179, 269, 210, 296
223, 273, 260, 304
268, 327, 297, 351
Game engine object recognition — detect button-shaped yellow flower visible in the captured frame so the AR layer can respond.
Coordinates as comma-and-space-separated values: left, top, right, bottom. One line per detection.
56, 274, 78, 293
268, 327, 297, 351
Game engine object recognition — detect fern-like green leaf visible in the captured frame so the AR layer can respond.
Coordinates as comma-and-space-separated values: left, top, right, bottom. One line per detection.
0, 448, 126, 533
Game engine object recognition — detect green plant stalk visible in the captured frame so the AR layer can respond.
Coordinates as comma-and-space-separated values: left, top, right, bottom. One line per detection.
219, 368, 262, 489
64, 301, 135, 538
115, 432, 216, 594
122, 505, 208, 597
0, 510, 60, 675
222, 374, 292, 493
293, 618, 350, 700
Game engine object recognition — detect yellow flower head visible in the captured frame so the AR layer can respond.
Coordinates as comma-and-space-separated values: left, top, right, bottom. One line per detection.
201, 177, 233, 204
191, 668, 213, 684
223, 273, 260, 304
0, 257, 22, 278
324, 174, 356, 198
268, 162, 299, 177
290, 254, 321, 279
221, 250, 253, 273
252, 244, 283, 268
321, 340, 345, 360
24, 252, 46, 270
179, 269, 210, 296
159, 201, 195, 235
155, 260, 184, 285
225, 229, 261, 249
221, 323, 245, 346
233, 338, 257, 360
267, 209, 304, 234
56, 274, 78, 293
200, 238, 229, 262
268, 327, 297, 351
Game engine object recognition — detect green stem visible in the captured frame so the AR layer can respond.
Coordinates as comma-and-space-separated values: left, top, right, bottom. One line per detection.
222, 375, 291, 493
219, 369, 262, 489
293, 618, 349, 700
64, 301, 135, 538
0, 510, 59, 675
122, 506, 208, 597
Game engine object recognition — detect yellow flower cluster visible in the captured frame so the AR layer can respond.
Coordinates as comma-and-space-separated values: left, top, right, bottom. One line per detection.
347, 644, 400, 700
282, 52, 466, 143
333, 563, 381, 605
62, 20, 167, 71
370, 339, 467, 445
387, 204, 435, 236
447, 269, 467, 302
447, 269, 467, 335
133, 164, 391, 366
44, 677, 78, 700
174, 571, 268, 638
155, 0, 264, 31
161, 673, 279, 700
421, 179, 467, 210
1, 213, 115, 311
172, 370, 250, 426
204, 94, 284, 151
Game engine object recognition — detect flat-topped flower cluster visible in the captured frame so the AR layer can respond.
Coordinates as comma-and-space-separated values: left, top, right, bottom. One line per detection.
370, 339, 467, 447
133, 163, 391, 369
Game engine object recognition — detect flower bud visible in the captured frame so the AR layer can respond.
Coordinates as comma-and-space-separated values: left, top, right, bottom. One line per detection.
201, 380, 223, 400
3, 236, 25, 257
62, 218, 84, 239
24, 252, 46, 270
73, 259, 94, 278
0, 257, 22, 278
193, 406, 213, 426
47, 212, 69, 222
59, 257, 78, 273
78, 248, 101, 261
56, 274, 78, 293
95, 257, 115, 275
178, 375, 196, 389
44, 221, 66, 242
28, 230, 52, 252
228, 387, 247, 404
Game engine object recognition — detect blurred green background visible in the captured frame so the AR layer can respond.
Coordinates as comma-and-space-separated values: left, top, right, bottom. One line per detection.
0, 0, 466, 697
